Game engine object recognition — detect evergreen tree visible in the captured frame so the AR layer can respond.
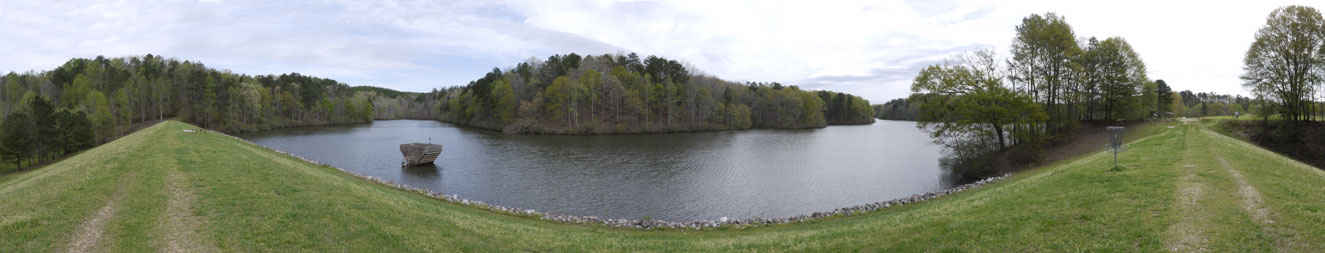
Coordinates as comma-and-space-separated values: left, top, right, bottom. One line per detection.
1155, 80, 1172, 114
27, 97, 55, 161
1, 112, 33, 168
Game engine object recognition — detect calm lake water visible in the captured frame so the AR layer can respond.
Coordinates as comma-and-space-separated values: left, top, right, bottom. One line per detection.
236, 120, 955, 221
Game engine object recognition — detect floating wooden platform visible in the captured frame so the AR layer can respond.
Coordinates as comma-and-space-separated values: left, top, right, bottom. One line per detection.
400, 143, 443, 167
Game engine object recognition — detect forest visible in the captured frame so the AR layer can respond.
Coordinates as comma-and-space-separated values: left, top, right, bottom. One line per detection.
438, 53, 875, 134
0, 55, 441, 170
872, 98, 918, 121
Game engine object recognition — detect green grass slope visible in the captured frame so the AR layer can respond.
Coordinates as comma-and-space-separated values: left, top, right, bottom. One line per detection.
1, 120, 1322, 251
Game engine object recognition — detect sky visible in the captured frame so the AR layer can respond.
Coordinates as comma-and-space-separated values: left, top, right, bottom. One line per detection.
0, 0, 1319, 103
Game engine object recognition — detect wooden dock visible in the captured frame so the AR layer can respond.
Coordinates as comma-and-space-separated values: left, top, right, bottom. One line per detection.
400, 143, 443, 166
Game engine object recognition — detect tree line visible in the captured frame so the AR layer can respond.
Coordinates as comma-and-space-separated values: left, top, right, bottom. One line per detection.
1167, 88, 1260, 118
909, 13, 1163, 179
872, 98, 918, 121
1, 97, 93, 169
0, 55, 448, 170
876, 81, 1261, 121
438, 53, 875, 134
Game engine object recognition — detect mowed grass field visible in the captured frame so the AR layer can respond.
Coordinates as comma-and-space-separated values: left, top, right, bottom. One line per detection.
1, 120, 1323, 251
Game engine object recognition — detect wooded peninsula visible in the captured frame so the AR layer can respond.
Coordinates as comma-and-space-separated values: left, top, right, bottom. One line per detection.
438, 53, 875, 134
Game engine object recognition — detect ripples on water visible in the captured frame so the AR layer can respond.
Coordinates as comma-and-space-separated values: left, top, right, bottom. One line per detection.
237, 120, 954, 221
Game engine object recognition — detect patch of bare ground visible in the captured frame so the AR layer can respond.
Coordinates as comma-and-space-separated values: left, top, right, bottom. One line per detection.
1215, 157, 1270, 224
67, 178, 131, 253
1168, 164, 1208, 252
1038, 121, 1150, 167
1213, 154, 1305, 250
160, 168, 214, 253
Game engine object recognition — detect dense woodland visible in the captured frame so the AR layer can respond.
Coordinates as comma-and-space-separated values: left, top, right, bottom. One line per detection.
438, 53, 874, 134
1, 97, 93, 168
872, 98, 918, 121
0, 55, 443, 169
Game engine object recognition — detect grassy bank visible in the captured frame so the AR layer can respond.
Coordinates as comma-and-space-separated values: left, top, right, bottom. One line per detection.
1, 120, 1322, 251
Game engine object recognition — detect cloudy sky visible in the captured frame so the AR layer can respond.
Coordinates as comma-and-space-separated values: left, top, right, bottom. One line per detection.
0, 0, 1318, 103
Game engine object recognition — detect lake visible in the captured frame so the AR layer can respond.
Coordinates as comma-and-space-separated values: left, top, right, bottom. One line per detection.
236, 120, 955, 221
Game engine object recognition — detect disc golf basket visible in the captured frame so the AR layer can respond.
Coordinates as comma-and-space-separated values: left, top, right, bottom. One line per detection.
1105, 126, 1127, 168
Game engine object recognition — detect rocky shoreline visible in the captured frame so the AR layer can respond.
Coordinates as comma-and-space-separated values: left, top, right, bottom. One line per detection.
210, 129, 1014, 230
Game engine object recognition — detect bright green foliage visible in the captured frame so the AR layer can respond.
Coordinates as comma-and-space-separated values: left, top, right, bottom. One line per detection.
725, 103, 753, 129
1169, 92, 1186, 116
1242, 5, 1325, 122
912, 53, 1045, 149
911, 50, 1047, 178
1010, 12, 1081, 133
1087, 37, 1148, 121
580, 69, 601, 124
490, 78, 516, 125
544, 76, 578, 127
87, 90, 113, 143
1139, 80, 1158, 118
239, 81, 264, 124
799, 91, 825, 126
439, 53, 867, 134
319, 98, 334, 120
63, 74, 93, 110
359, 98, 374, 122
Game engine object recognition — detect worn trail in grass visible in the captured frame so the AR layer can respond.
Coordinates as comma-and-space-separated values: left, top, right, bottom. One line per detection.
1, 120, 1323, 251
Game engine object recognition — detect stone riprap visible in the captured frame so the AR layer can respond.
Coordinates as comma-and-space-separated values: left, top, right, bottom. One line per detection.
209, 129, 1014, 230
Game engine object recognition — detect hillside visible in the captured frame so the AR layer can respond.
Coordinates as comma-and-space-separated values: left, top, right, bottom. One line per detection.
1, 120, 1323, 251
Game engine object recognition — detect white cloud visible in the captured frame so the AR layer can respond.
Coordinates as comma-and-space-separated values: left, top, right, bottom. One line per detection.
0, 0, 1320, 102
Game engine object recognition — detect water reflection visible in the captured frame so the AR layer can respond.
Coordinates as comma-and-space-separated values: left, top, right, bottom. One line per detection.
237, 120, 951, 221
402, 164, 441, 180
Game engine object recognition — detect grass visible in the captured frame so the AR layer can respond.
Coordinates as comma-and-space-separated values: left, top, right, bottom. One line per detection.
1, 120, 1323, 251
1198, 114, 1325, 121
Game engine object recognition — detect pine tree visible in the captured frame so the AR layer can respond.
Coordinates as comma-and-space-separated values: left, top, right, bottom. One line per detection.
2, 112, 33, 168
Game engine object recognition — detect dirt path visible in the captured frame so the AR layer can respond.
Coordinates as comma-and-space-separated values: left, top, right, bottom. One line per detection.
1212, 152, 1304, 250
1168, 163, 1208, 252
67, 178, 131, 253
159, 145, 216, 252
1215, 156, 1270, 224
